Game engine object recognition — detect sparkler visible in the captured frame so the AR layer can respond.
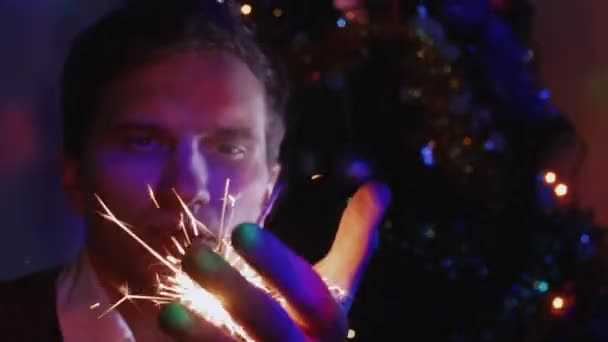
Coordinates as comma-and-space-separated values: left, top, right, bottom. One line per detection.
93, 179, 344, 341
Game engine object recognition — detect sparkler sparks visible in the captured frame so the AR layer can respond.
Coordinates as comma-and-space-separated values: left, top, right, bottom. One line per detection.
94, 179, 346, 341
94, 179, 274, 341
218, 178, 231, 254
148, 184, 160, 209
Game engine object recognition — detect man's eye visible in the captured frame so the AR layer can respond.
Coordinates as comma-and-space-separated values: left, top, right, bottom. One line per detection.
217, 144, 246, 159
124, 135, 169, 152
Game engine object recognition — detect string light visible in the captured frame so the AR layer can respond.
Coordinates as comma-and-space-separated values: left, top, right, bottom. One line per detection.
554, 183, 568, 197
347, 329, 356, 339
538, 89, 552, 101
259, 0, 598, 334
420, 141, 435, 166
416, 4, 428, 18
552, 296, 565, 310
533, 280, 549, 293
523, 49, 535, 63
272, 8, 283, 17
240, 3, 252, 15
543, 171, 557, 184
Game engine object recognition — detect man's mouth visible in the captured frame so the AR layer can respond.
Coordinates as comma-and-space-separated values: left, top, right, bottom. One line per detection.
146, 219, 220, 251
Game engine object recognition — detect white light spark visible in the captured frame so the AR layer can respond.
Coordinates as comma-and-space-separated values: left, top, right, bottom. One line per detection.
148, 184, 160, 209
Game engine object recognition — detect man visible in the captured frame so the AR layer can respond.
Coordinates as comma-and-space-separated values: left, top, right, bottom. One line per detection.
0, 1, 390, 341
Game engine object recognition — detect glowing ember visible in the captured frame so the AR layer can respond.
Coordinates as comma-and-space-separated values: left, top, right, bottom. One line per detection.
148, 184, 160, 209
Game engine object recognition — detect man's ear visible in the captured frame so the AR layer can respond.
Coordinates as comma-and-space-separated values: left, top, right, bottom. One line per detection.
257, 163, 282, 225
60, 151, 85, 214
267, 163, 281, 198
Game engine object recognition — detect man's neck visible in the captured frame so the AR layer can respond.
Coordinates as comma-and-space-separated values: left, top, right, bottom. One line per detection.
117, 302, 172, 342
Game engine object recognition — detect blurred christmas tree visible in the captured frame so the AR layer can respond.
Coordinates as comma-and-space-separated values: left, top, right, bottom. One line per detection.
233, 0, 608, 340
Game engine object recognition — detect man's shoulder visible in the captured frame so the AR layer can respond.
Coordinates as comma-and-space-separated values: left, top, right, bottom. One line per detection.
0, 266, 65, 340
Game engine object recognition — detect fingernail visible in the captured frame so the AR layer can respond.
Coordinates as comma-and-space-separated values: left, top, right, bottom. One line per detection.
191, 247, 224, 273
369, 182, 391, 207
231, 223, 262, 252
159, 302, 193, 331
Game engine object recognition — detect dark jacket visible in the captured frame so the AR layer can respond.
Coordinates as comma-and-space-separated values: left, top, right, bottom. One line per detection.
0, 267, 63, 341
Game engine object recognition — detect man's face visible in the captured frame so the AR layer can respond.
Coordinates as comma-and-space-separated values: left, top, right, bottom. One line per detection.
63, 51, 279, 290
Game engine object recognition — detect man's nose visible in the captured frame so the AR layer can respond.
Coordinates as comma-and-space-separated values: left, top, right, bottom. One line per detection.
157, 140, 210, 210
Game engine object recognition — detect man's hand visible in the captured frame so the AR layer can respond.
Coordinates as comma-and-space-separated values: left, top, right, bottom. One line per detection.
158, 182, 390, 341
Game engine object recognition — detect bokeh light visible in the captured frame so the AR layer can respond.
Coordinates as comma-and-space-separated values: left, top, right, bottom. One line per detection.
240, 3, 252, 15
347, 329, 356, 339
544, 171, 557, 184
554, 183, 568, 197
552, 296, 565, 310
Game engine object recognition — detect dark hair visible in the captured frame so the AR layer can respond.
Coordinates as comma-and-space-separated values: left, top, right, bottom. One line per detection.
61, 0, 287, 163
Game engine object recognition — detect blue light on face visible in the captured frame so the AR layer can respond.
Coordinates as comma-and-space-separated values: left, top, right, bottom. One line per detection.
580, 234, 590, 245
420, 143, 435, 166
337, 18, 346, 28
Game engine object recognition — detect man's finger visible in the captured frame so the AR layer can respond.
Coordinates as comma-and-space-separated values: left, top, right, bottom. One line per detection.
181, 245, 306, 342
232, 223, 348, 341
159, 302, 235, 342
313, 181, 391, 311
